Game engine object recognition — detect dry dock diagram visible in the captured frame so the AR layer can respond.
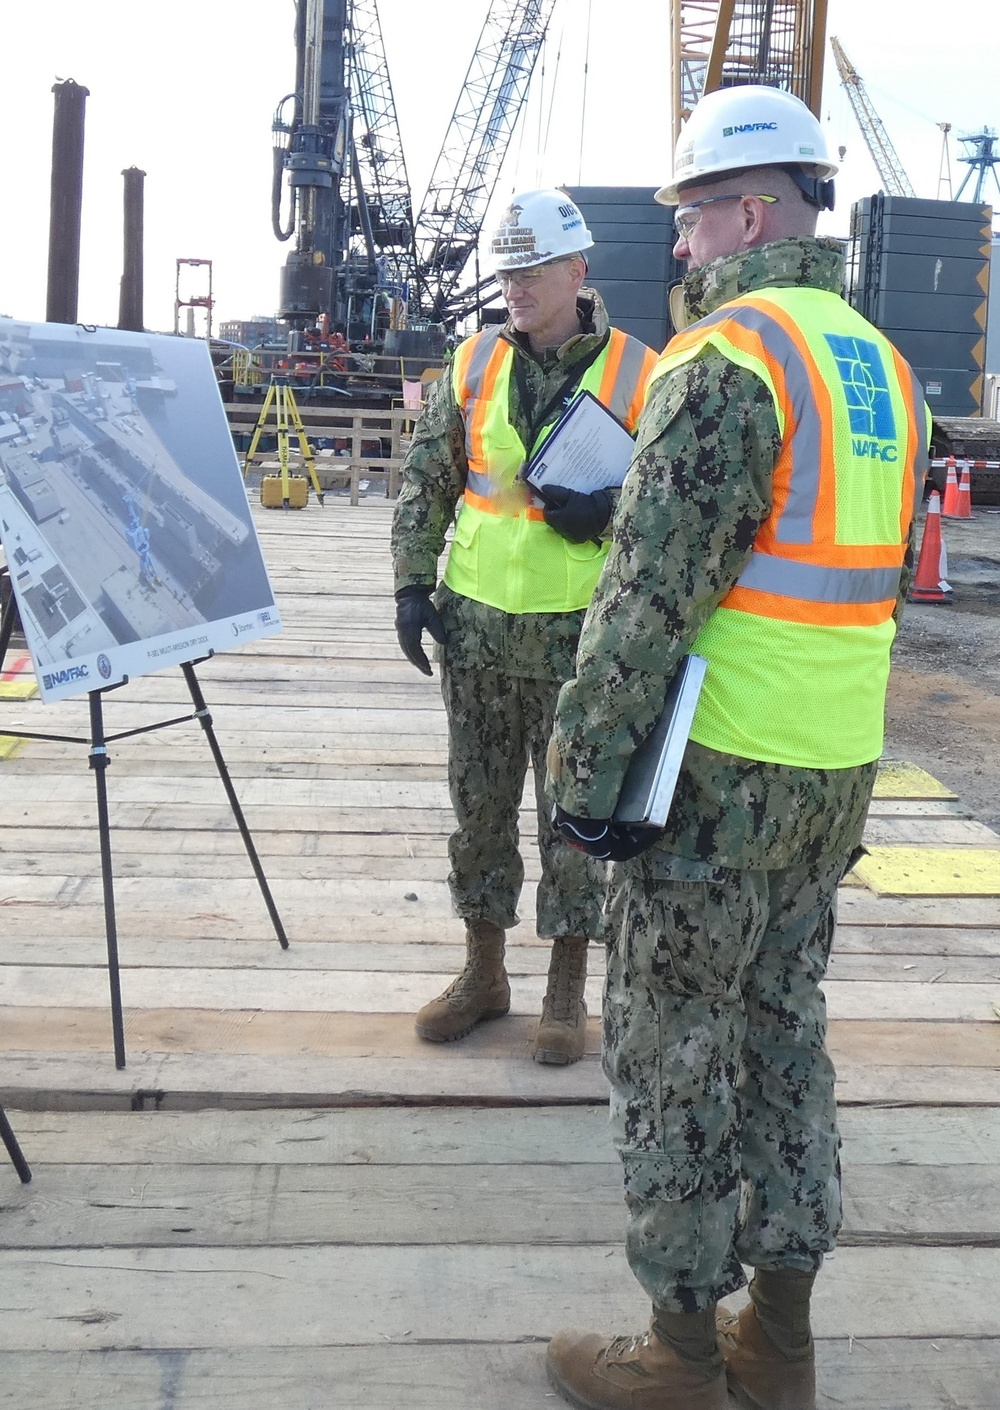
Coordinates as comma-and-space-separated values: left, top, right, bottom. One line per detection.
0, 319, 280, 700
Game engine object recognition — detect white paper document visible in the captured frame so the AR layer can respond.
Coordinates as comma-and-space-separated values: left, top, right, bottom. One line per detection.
613, 655, 708, 828
523, 390, 636, 495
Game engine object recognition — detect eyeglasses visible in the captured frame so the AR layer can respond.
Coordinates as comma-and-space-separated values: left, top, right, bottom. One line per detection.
496, 255, 579, 289
674, 193, 778, 238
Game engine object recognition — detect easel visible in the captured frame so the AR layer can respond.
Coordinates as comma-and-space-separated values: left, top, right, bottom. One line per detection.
0, 1099, 31, 1183
0, 565, 289, 1071
242, 380, 325, 507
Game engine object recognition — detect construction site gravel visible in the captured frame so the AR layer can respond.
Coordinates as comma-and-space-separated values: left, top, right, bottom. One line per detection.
887, 504, 1000, 833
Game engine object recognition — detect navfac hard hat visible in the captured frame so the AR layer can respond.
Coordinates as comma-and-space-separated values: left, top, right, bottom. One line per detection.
487, 189, 594, 271
655, 85, 838, 209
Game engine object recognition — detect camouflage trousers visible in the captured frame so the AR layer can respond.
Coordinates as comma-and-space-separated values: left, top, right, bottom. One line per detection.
441, 663, 606, 938
604, 847, 849, 1313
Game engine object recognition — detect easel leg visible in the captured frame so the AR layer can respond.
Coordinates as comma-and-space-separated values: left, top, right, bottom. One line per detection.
181, 662, 289, 949
0, 567, 18, 666
89, 691, 128, 1069
0, 1100, 31, 1183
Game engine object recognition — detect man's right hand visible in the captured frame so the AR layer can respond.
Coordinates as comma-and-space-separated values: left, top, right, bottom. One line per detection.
394, 585, 447, 676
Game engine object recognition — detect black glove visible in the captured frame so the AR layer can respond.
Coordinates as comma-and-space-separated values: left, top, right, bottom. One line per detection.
552, 803, 663, 862
395, 585, 446, 676
540, 484, 612, 544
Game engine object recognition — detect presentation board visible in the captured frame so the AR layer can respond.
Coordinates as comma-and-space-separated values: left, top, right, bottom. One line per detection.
0, 318, 282, 702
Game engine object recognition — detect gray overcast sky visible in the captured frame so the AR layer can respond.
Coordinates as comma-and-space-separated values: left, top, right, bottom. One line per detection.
0, 0, 996, 333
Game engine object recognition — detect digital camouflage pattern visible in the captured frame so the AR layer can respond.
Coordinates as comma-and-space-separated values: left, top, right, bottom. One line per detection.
604, 844, 851, 1312
441, 658, 606, 938
546, 236, 914, 1312
391, 291, 633, 929
547, 238, 910, 868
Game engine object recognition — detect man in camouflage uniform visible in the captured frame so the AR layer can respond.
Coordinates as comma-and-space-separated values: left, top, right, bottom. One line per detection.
391, 189, 656, 1065
543, 90, 928, 1410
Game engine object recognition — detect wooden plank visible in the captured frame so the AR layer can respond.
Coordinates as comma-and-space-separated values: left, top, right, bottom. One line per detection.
27, 844, 1000, 888
2, 1038, 998, 1111
10, 1104, 1000, 1169
6, 887, 999, 945
837, 893, 1000, 928
3, 775, 458, 807
0, 938, 565, 973
832, 926, 1000, 957
0, 966, 608, 1016
1, 1245, 999, 1351
861, 818, 999, 846
0, 851, 462, 882
6, 937, 999, 985
0, 1342, 996, 1410
2, 1159, 996, 1250
1, 1009, 998, 1069
2, 966, 999, 1023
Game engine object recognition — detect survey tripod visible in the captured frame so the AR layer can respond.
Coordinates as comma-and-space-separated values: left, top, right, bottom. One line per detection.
0, 565, 289, 1070
242, 379, 325, 507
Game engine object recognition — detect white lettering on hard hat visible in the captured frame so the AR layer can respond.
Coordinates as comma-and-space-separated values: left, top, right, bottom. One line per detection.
722, 122, 779, 136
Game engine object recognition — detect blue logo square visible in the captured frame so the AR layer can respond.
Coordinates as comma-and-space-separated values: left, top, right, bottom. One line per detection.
824, 334, 896, 441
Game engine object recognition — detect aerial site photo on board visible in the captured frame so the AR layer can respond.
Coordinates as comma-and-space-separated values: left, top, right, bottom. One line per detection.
0, 319, 281, 702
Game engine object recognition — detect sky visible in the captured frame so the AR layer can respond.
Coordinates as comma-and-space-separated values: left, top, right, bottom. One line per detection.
0, 0, 997, 334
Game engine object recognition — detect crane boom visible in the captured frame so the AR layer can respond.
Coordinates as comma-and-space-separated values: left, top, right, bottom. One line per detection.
413, 0, 558, 321
830, 35, 915, 199
347, 0, 418, 289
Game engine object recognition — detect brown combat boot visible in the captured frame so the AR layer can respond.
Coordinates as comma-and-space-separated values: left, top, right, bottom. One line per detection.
547, 1319, 728, 1410
414, 919, 510, 1042
718, 1272, 816, 1410
532, 935, 588, 1065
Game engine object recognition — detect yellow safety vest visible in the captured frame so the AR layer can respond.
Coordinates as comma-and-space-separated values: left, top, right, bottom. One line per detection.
649, 286, 930, 768
444, 327, 656, 614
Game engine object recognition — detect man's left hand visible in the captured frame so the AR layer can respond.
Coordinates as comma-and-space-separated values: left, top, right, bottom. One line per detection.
553, 804, 663, 861
541, 485, 612, 543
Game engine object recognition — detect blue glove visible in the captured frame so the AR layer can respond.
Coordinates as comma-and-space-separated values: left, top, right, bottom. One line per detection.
395, 585, 446, 676
553, 804, 663, 862
540, 484, 612, 543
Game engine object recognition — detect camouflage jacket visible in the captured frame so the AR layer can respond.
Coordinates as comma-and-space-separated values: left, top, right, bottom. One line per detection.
547, 238, 899, 870
391, 291, 636, 681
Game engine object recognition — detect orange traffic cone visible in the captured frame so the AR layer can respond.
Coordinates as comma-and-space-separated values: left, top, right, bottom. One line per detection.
953, 461, 973, 519
908, 490, 952, 604
941, 456, 962, 517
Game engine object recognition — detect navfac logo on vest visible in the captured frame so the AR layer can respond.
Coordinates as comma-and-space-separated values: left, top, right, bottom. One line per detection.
824, 334, 898, 462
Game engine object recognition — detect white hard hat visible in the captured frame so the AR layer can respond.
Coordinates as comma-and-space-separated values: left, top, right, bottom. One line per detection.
487, 188, 594, 271
656, 85, 838, 209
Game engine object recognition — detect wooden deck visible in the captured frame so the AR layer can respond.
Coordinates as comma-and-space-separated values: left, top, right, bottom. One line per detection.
1, 501, 998, 1408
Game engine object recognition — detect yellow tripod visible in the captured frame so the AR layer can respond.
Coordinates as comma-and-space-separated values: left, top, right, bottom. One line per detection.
242, 380, 324, 508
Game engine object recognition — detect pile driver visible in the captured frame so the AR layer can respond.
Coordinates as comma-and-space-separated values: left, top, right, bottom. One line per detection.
271, 0, 555, 347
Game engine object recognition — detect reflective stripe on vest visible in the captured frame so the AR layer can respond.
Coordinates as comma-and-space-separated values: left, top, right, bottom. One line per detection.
647, 286, 930, 767
444, 327, 657, 614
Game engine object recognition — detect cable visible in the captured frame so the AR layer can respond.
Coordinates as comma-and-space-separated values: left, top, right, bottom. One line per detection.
541, 11, 565, 172
577, 0, 593, 185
